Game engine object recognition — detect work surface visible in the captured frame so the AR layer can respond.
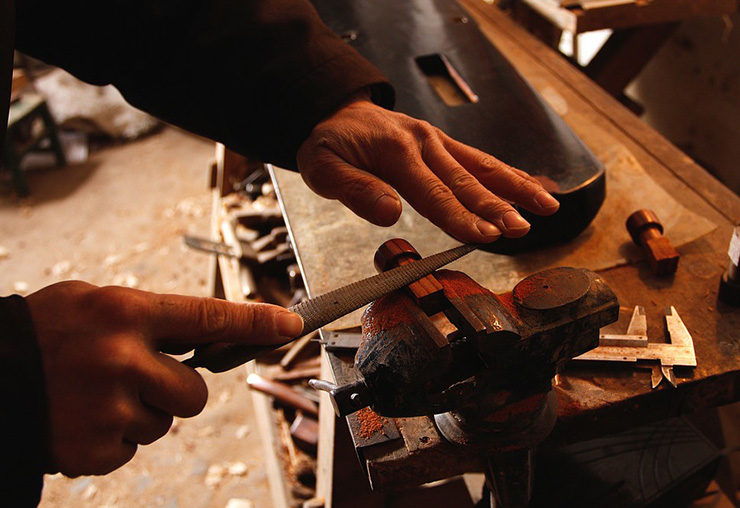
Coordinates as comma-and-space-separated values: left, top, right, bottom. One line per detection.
270, 0, 740, 490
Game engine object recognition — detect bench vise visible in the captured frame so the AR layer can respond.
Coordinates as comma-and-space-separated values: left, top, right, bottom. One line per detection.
312, 239, 618, 506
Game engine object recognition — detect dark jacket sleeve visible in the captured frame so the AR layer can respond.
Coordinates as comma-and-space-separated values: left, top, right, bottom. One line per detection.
13, 0, 394, 170
0, 295, 49, 508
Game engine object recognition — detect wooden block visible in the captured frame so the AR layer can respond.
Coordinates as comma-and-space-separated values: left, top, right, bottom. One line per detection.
645, 236, 680, 275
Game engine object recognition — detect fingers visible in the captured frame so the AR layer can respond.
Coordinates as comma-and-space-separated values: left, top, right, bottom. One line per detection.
444, 136, 560, 216
124, 405, 174, 446
297, 143, 402, 227
386, 152, 504, 243
141, 293, 304, 347
139, 353, 209, 418
419, 136, 531, 239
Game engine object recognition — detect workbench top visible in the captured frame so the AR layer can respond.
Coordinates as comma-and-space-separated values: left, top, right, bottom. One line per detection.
269, 0, 740, 493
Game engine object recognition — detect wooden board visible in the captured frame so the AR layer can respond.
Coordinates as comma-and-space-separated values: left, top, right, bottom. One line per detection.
517, 0, 737, 33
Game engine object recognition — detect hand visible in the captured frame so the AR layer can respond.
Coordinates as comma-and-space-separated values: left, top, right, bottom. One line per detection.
297, 97, 560, 244
25, 281, 303, 477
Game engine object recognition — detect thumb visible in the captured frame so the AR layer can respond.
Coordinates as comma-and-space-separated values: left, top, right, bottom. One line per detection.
298, 149, 402, 227
143, 294, 304, 347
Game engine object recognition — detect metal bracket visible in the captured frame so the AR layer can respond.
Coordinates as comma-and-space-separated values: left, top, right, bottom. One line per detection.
317, 331, 364, 352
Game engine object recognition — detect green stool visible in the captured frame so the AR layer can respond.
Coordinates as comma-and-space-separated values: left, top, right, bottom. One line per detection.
3, 93, 66, 196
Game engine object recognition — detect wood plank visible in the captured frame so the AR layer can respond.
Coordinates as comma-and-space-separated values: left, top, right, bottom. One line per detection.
515, 0, 577, 33
574, 0, 737, 33
519, 0, 737, 33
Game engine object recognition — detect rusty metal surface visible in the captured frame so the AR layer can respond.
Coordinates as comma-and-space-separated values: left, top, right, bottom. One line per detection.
513, 267, 590, 310
346, 408, 401, 449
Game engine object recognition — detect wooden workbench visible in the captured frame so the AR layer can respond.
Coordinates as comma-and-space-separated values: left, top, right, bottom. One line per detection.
261, 1, 740, 506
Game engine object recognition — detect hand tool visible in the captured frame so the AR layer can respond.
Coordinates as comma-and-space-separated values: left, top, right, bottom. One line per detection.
183, 234, 259, 298
183, 235, 250, 260
573, 305, 696, 388
719, 225, 740, 306
310, 238, 619, 508
182, 242, 479, 372
626, 209, 680, 275
183, 234, 291, 265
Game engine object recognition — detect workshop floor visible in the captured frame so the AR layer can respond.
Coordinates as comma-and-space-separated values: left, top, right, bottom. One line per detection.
0, 126, 273, 508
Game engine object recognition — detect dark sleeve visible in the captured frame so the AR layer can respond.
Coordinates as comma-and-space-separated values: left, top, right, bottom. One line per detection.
13, 0, 395, 170
0, 295, 49, 507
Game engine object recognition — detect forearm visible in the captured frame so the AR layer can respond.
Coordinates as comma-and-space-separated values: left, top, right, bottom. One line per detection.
14, 0, 393, 169
0, 295, 49, 507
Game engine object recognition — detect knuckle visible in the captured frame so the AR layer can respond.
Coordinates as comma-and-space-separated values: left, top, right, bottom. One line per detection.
83, 286, 146, 328
447, 172, 480, 195
508, 177, 536, 196
411, 119, 437, 139
101, 337, 146, 379
477, 155, 508, 175
236, 303, 259, 334
103, 397, 137, 433
422, 182, 453, 206
513, 168, 541, 185
193, 298, 235, 338
339, 176, 380, 202
480, 199, 514, 217
381, 132, 417, 157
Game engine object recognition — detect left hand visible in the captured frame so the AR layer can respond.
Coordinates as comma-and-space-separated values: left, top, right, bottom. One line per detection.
296, 97, 559, 244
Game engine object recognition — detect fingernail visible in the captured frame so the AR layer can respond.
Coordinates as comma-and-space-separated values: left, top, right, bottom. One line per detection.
276, 312, 304, 338
503, 211, 530, 231
535, 191, 559, 210
476, 220, 502, 239
373, 194, 401, 226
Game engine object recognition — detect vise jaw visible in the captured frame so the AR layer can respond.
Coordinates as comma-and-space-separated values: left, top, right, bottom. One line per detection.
314, 239, 619, 419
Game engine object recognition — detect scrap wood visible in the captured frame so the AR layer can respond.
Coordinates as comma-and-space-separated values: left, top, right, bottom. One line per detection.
280, 331, 318, 369
247, 373, 319, 417
290, 413, 319, 451
276, 409, 316, 500
269, 366, 322, 383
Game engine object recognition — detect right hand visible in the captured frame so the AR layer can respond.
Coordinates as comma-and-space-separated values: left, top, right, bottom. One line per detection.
26, 281, 303, 477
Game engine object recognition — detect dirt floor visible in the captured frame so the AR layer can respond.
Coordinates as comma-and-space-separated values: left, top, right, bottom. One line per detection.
0, 126, 273, 508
